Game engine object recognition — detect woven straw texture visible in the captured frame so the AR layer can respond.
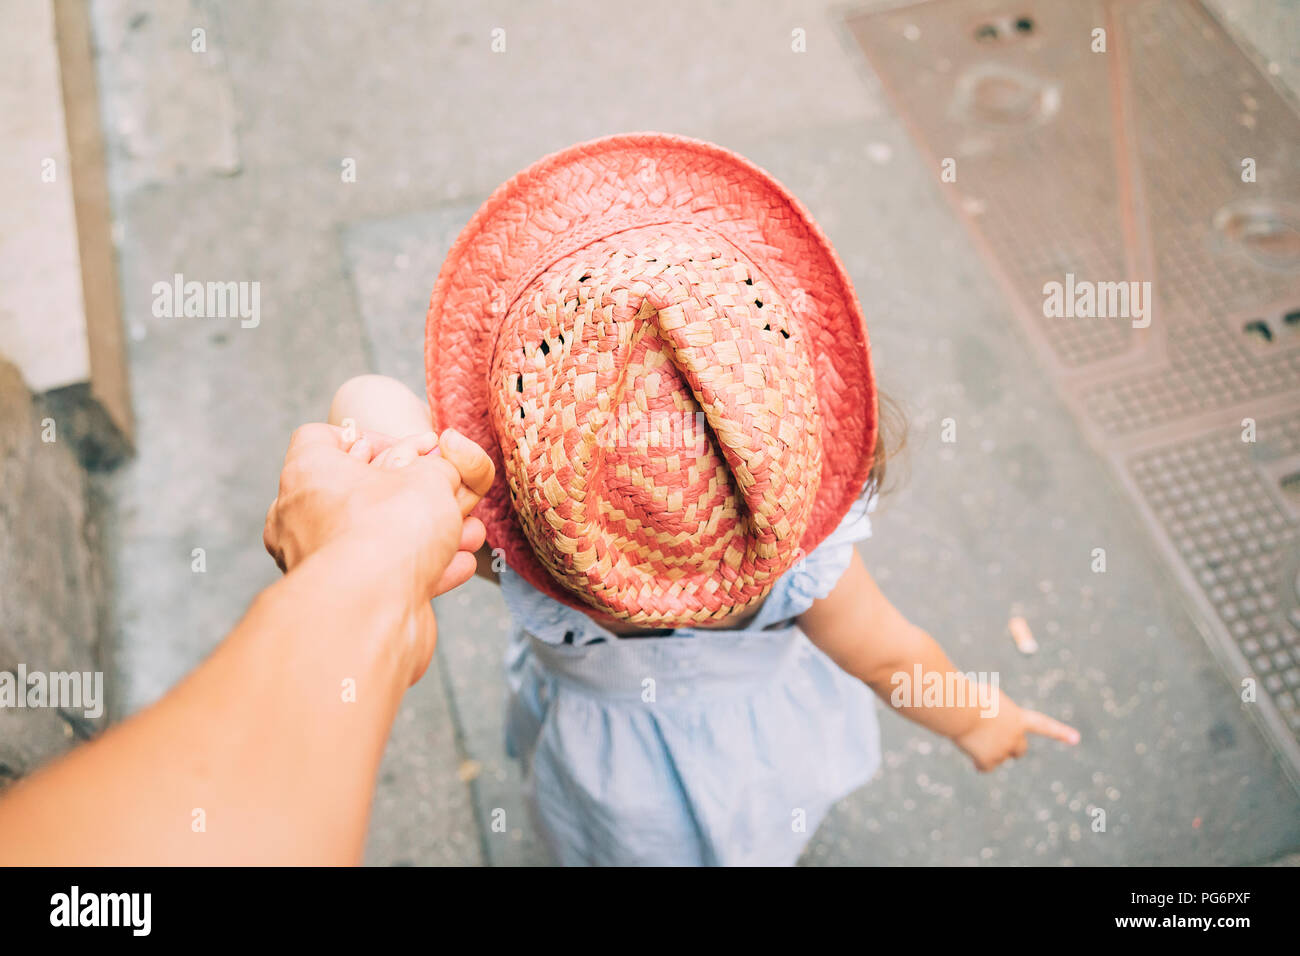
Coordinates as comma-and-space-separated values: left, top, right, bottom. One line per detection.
426, 133, 876, 626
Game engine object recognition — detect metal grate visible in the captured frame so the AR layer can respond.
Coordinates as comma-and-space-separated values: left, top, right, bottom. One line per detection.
1131, 416, 1300, 735
849, 0, 1300, 780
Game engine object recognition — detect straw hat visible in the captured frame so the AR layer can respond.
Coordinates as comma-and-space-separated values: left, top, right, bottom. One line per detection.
426, 133, 876, 626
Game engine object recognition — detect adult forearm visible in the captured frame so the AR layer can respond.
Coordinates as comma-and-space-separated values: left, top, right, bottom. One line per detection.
0, 536, 422, 865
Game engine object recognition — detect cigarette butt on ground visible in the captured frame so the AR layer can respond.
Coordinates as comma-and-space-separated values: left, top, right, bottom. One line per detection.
1009, 616, 1039, 654
457, 759, 482, 783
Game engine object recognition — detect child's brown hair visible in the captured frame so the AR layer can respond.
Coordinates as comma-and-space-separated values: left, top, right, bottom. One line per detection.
865, 390, 907, 499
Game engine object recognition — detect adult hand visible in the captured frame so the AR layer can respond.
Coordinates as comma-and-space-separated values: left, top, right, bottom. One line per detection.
263, 423, 494, 600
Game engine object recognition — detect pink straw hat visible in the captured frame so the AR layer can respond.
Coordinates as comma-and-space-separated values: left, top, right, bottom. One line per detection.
426, 133, 876, 627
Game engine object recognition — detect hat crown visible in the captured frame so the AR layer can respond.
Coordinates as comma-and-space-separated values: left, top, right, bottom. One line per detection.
488, 224, 823, 626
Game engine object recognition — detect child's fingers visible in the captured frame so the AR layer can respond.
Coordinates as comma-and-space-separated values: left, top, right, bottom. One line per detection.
1022, 709, 1081, 745
361, 429, 399, 456
405, 431, 439, 457
376, 431, 439, 469
347, 436, 374, 462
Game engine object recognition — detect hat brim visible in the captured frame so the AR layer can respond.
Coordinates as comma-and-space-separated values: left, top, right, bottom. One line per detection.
426, 132, 876, 618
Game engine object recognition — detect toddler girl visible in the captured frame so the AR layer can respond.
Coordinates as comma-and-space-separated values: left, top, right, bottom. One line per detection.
332, 133, 1078, 865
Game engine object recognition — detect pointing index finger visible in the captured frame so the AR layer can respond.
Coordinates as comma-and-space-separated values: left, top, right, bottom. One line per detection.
1023, 709, 1081, 745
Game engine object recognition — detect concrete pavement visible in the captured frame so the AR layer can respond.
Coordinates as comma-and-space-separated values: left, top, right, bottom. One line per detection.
87, 0, 1300, 864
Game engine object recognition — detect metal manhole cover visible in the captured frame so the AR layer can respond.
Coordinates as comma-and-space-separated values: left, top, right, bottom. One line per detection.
1130, 416, 1300, 743
848, 0, 1300, 782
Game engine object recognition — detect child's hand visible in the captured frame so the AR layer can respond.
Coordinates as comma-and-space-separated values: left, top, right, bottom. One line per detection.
951, 691, 1080, 772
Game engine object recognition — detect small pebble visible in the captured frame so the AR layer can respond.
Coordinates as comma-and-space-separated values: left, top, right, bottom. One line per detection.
866, 142, 893, 165
1009, 616, 1038, 654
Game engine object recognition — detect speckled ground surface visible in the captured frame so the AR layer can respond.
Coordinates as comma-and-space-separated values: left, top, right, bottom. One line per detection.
88, 0, 1300, 864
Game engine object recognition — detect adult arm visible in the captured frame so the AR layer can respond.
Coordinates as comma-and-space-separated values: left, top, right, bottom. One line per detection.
0, 423, 493, 864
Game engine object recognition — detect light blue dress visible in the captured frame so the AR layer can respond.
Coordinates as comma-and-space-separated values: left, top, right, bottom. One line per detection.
500, 494, 881, 866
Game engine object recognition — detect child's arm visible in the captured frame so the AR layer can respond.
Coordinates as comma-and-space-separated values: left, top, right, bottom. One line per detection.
798, 550, 1079, 771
